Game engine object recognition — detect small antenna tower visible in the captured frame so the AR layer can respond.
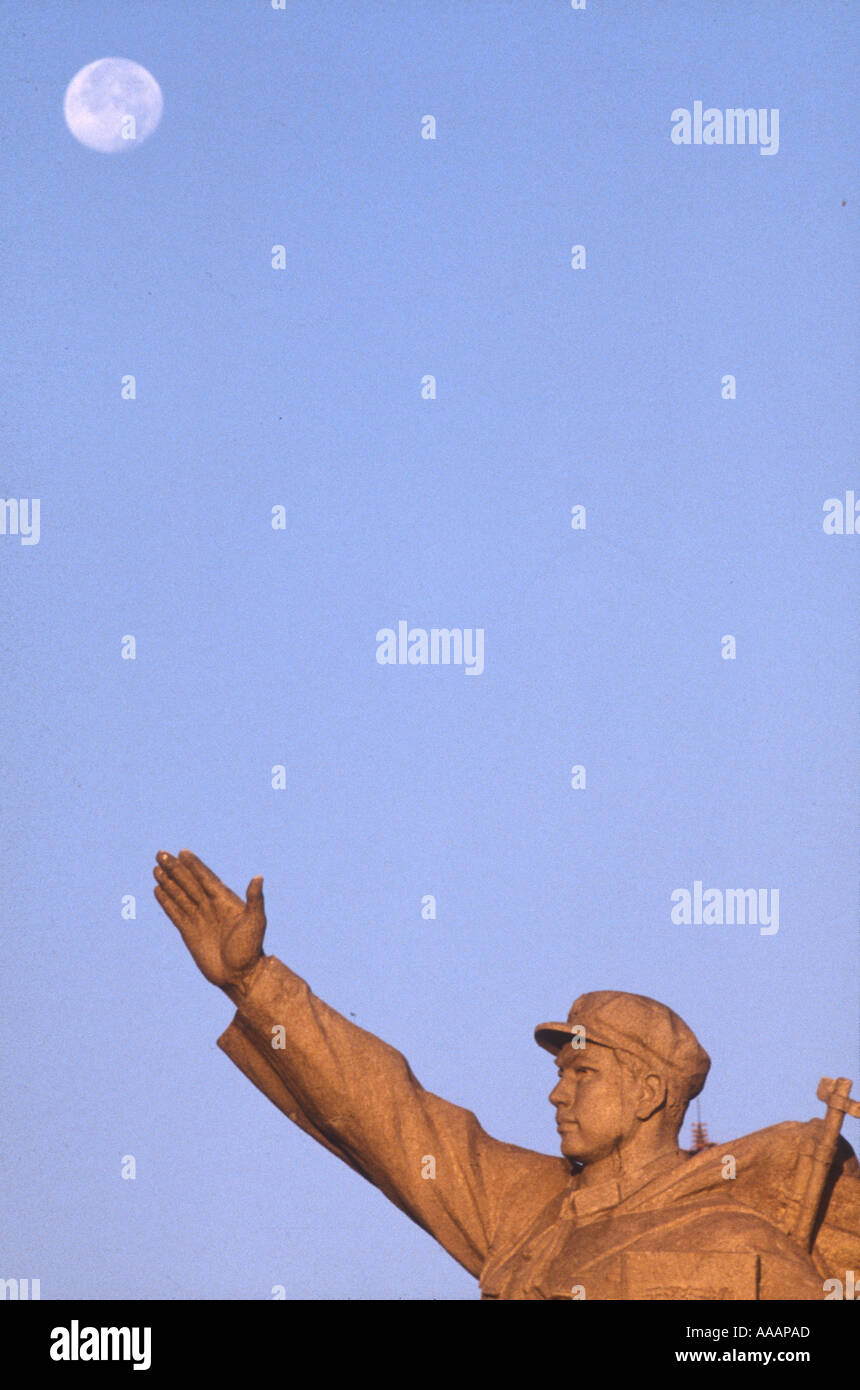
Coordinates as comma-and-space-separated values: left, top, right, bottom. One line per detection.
691, 1099, 714, 1151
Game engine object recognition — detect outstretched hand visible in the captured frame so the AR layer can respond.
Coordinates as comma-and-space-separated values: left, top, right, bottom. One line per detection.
153, 849, 267, 995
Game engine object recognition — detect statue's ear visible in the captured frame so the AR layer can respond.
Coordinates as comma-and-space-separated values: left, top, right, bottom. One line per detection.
635, 1072, 668, 1121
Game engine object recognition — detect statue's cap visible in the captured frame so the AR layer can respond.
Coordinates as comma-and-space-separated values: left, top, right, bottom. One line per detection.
534, 991, 710, 1103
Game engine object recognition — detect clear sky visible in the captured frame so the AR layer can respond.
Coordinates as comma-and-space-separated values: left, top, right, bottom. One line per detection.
1, 0, 857, 1300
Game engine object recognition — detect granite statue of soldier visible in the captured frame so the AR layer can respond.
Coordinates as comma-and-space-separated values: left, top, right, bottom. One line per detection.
153, 849, 860, 1300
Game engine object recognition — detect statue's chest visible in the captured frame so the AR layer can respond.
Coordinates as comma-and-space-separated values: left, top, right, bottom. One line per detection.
479, 1200, 630, 1301
478, 1196, 777, 1301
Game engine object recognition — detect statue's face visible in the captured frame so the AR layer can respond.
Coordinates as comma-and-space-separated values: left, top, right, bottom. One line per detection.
550, 1041, 640, 1165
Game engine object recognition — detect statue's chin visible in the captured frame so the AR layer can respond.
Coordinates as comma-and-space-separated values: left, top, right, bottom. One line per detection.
559, 1134, 586, 1162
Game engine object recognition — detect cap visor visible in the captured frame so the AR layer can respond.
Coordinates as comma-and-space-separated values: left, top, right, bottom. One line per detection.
534, 1022, 573, 1055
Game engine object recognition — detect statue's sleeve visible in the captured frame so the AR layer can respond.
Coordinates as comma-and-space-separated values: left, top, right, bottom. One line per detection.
216, 954, 565, 1277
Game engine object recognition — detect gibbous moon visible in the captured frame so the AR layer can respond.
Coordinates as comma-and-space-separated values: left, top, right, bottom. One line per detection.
64, 58, 163, 153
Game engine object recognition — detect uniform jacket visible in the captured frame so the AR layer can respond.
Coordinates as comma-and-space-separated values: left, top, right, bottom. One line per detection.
217, 956, 860, 1299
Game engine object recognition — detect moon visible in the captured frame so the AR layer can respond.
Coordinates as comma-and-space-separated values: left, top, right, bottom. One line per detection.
64, 58, 163, 154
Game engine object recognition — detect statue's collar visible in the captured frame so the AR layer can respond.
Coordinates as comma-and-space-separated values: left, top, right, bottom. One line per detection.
561, 1148, 685, 1220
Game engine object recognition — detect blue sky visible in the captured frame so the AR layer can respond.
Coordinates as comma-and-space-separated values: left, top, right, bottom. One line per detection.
1, 0, 857, 1300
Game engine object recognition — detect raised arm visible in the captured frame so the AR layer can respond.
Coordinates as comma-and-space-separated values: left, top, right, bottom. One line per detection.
153, 849, 566, 1277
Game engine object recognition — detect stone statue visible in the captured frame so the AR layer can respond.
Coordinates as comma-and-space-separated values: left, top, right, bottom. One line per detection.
153, 849, 860, 1300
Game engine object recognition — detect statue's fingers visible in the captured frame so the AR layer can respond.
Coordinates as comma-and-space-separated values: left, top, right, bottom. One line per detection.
154, 885, 193, 941
177, 849, 221, 899
156, 851, 204, 905
153, 866, 197, 917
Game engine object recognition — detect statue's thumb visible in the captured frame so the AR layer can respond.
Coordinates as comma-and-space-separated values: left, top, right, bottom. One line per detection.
246, 876, 264, 907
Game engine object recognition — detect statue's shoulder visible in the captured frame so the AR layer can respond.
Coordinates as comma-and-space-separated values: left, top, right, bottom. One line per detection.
656, 1120, 860, 1280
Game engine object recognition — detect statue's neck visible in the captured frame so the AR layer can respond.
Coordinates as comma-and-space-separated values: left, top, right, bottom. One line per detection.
578, 1138, 682, 1190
